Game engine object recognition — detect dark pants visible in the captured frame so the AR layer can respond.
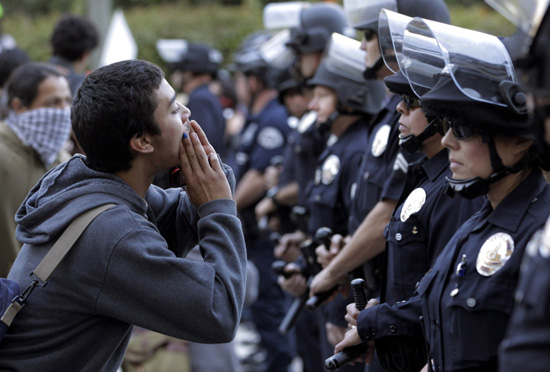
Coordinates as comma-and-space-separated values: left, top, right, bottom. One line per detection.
248, 234, 293, 372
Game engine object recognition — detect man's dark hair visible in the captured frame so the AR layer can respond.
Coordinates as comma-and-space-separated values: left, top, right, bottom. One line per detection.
0, 47, 30, 88
6, 62, 64, 108
72, 59, 164, 173
50, 14, 99, 62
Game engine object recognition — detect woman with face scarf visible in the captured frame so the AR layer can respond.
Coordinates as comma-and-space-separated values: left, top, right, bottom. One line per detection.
0, 62, 73, 277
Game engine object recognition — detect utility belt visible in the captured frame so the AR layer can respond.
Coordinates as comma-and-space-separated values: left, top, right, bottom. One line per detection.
376, 335, 427, 372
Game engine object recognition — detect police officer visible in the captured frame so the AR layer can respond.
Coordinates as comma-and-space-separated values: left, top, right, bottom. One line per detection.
338, 65, 482, 371
486, 1, 550, 370
286, 1, 355, 83
337, 18, 550, 372
229, 31, 293, 372
309, 1, 451, 348
281, 33, 385, 372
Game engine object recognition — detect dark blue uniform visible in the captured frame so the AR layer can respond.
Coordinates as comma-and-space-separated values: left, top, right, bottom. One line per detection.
348, 94, 416, 235
306, 119, 368, 237
230, 97, 292, 372
187, 84, 226, 159
416, 170, 550, 372
356, 150, 483, 371
498, 217, 550, 372
346, 94, 419, 372
279, 116, 327, 208
305, 118, 370, 372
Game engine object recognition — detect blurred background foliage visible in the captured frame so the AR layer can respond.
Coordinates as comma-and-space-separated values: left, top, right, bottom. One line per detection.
0, 0, 516, 74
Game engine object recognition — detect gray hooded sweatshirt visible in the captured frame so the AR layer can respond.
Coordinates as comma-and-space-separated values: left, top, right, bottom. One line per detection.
0, 155, 247, 371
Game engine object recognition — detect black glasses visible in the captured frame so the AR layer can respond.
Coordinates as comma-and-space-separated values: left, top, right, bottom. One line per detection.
401, 94, 421, 110
442, 118, 477, 140
364, 29, 377, 42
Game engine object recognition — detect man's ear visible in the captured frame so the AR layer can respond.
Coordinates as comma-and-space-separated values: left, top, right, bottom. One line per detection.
10, 97, 26, 114
129, 133, 154, 155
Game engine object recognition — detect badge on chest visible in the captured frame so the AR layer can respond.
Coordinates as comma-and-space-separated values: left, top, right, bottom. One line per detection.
317, 154, 340, 185
400, 188, 426, 222
476, 232, 515, 276
371, 124, 391, 157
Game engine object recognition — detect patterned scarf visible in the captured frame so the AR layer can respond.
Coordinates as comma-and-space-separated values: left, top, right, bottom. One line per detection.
5, 107, 71, 167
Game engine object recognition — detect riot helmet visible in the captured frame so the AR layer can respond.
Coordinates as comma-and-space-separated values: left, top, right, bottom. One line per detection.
308, 33, 385, 125
263, 1, 310, 30
403, 17, 534, 199
287, 2, 355, 54
233, 31, 282, 89
156, 40, 222, 76
345, 0, 449, 80
384, 72, 443, 154
343, 0, 449, 32
485, 0, 550, 97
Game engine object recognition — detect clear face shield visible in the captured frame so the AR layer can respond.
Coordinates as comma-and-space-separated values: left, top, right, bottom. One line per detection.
485, 0, 550, 37
343, 0, 397, 29
263, 1, 310, 30
322, 33, 367, 84
378, 9, 415, 75
402, 17, 518, 108
260, 29, 296, 69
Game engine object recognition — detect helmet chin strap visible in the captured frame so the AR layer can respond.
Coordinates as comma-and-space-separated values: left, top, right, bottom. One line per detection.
399, 117, 443, 154
363, 57, 385, 81
445, 134, 526, 199
316, 111, 340, 135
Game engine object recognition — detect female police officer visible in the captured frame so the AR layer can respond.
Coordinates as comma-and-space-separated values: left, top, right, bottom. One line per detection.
484, 1, 550, 370
277, 32, 385, 371
342, 10, 485, 370
336, 16, 550, 372
405, 19, 550, 372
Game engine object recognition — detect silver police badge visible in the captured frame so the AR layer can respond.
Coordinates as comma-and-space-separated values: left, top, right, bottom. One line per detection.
297, 111, 317, 133
400, 188, 426, 222
371, 124, 391, 157
321, 155, 340, 185
476, 232, 515, 276
539, 218, 550, 258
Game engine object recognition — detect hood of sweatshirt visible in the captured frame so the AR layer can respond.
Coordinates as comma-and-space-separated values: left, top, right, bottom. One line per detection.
15, 154, 148, 246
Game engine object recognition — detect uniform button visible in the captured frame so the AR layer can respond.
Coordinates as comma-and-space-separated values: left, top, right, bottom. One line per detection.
389, 325, 397, 333
363, 172, 370, 180
314, 195, 321, 202
395, 233, 402, 241
467, 298, 476, 307
435, 319, 440, 325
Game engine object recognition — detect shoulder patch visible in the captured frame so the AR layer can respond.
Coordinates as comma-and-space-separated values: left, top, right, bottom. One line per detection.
257, 127, 284, 150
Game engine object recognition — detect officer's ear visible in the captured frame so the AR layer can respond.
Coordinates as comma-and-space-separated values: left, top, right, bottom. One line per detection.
129, 132, 154, 155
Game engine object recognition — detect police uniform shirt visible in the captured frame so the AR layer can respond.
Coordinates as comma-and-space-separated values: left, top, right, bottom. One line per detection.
354, 151, 483, 348
498, 216, 550, 372
231, 98, 289, 184
305, 118, 368, 237
383, 150, 484, 305
417, 169, 550, 372
187, 84, 226, 158
278, 124, 327, 207
348, 94, 419, 235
